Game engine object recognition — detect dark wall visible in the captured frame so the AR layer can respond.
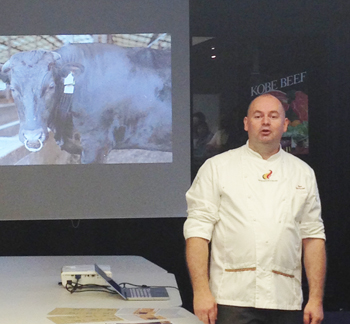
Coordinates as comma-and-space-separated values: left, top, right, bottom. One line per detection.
312, 17, 350, 311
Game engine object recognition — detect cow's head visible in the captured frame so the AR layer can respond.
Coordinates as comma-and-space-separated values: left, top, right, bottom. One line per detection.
1, 50, 61, 151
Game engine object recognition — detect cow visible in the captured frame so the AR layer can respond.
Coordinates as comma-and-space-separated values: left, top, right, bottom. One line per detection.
0, 43, 172, 163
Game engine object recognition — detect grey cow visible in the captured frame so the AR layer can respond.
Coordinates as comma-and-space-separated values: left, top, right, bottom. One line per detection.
0, 43, 172, 163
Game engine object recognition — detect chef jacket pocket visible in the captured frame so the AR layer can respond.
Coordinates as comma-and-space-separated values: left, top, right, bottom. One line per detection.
270, 267, 300, 306
218, 264, 256, 302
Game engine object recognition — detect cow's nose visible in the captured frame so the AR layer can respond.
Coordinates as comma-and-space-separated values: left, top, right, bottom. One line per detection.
23, 129, 44, 141
22, 129, 46, 152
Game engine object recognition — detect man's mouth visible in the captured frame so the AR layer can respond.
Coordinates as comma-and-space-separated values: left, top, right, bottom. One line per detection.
261, 129, 271, 136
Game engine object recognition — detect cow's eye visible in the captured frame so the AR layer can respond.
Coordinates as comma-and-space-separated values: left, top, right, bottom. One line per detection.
10, 87, 20, 96
41, 82, 55, 97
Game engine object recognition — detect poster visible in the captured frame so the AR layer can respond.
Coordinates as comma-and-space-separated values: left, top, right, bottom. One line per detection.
250, 71, 309, 155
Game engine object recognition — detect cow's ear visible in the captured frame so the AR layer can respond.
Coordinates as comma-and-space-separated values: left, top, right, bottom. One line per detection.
0, 63, 10, 83
0, 72, 10, 84
1, 60, 11, 74
60, 63, 85, 78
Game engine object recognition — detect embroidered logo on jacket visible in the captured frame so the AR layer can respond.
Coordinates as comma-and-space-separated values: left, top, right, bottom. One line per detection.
262, 170, 273, 180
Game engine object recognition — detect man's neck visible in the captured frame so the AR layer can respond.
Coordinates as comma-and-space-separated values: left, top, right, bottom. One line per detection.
248, 141, 280, 160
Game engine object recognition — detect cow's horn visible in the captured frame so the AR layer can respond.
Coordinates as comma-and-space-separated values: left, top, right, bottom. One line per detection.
52, 52, 61, 61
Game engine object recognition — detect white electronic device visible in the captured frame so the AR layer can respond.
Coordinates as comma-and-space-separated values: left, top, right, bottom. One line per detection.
61, 264, 112, 286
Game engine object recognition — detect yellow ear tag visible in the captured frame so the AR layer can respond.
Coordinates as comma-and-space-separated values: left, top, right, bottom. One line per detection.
64, 72, 75, 94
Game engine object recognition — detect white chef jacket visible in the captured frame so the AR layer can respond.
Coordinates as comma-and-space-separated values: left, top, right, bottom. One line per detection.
184, 143, 325, 310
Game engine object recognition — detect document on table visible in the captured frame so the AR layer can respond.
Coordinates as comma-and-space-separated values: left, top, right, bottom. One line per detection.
47, 307, 184, 324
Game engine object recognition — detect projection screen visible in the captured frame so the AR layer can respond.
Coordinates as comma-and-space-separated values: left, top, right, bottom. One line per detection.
0, 0, 190, 220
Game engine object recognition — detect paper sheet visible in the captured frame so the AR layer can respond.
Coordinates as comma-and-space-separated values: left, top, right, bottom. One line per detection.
47, 307, 182, 324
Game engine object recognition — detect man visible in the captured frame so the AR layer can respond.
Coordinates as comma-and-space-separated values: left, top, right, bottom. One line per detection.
184, 94, 326, 324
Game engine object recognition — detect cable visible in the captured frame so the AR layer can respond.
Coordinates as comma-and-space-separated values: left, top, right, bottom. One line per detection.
65, 282, 119, 295
70, 219, 80, 229
69, 275, 81, 293
64, 277, 179, 295
118, 282, 179, 290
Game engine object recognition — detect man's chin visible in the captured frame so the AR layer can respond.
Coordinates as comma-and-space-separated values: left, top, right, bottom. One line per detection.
258, 137, 281, 147
259, 136, 273, 143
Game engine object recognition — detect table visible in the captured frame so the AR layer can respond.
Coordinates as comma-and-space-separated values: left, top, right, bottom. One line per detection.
0, 255, 201, 324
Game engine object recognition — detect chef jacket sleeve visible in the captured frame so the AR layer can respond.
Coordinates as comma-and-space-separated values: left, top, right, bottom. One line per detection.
300, 169, 326, 240
184, 159, 221, 242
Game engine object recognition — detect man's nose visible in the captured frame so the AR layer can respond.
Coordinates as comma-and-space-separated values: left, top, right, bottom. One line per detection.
262, 116, 270, 124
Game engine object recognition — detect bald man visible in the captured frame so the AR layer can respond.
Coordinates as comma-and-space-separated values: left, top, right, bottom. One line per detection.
184, 94, 326, 324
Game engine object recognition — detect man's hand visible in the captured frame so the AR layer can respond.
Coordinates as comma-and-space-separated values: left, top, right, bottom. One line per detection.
303, 238, 326, 324
186, 237, 216, 324
193, 290, 217, 324
303, 300, 324, 324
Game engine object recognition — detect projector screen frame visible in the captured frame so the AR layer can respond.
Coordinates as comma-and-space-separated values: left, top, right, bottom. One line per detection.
0, 0, 191, 221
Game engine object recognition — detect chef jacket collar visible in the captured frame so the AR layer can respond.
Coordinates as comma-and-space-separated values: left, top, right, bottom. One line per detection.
245, 140, 283, 162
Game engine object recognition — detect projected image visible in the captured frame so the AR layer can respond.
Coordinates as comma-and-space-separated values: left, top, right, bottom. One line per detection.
0, 34, 172, 165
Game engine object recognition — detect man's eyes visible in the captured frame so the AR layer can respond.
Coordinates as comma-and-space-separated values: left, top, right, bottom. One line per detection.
253, 114, 279, 119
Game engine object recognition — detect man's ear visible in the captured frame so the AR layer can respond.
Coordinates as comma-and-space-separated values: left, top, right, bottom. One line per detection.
283, 118, 289, 132
243, 116, 248, 132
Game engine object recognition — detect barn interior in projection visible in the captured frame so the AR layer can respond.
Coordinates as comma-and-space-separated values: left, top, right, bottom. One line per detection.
0, 33, 172, 165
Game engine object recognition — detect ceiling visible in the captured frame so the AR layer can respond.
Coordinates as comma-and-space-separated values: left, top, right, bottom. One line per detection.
190, 0, 347, 39
189, 1, 349, 94
0, 33, 171, 64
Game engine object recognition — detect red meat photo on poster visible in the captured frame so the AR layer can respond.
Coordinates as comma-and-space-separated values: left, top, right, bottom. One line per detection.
267, 90, 308, 122
290, 91, 308, 122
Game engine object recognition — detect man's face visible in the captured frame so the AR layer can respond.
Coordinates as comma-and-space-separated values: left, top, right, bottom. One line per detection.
193, 117, 200, 127
244, 95, 289, 149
